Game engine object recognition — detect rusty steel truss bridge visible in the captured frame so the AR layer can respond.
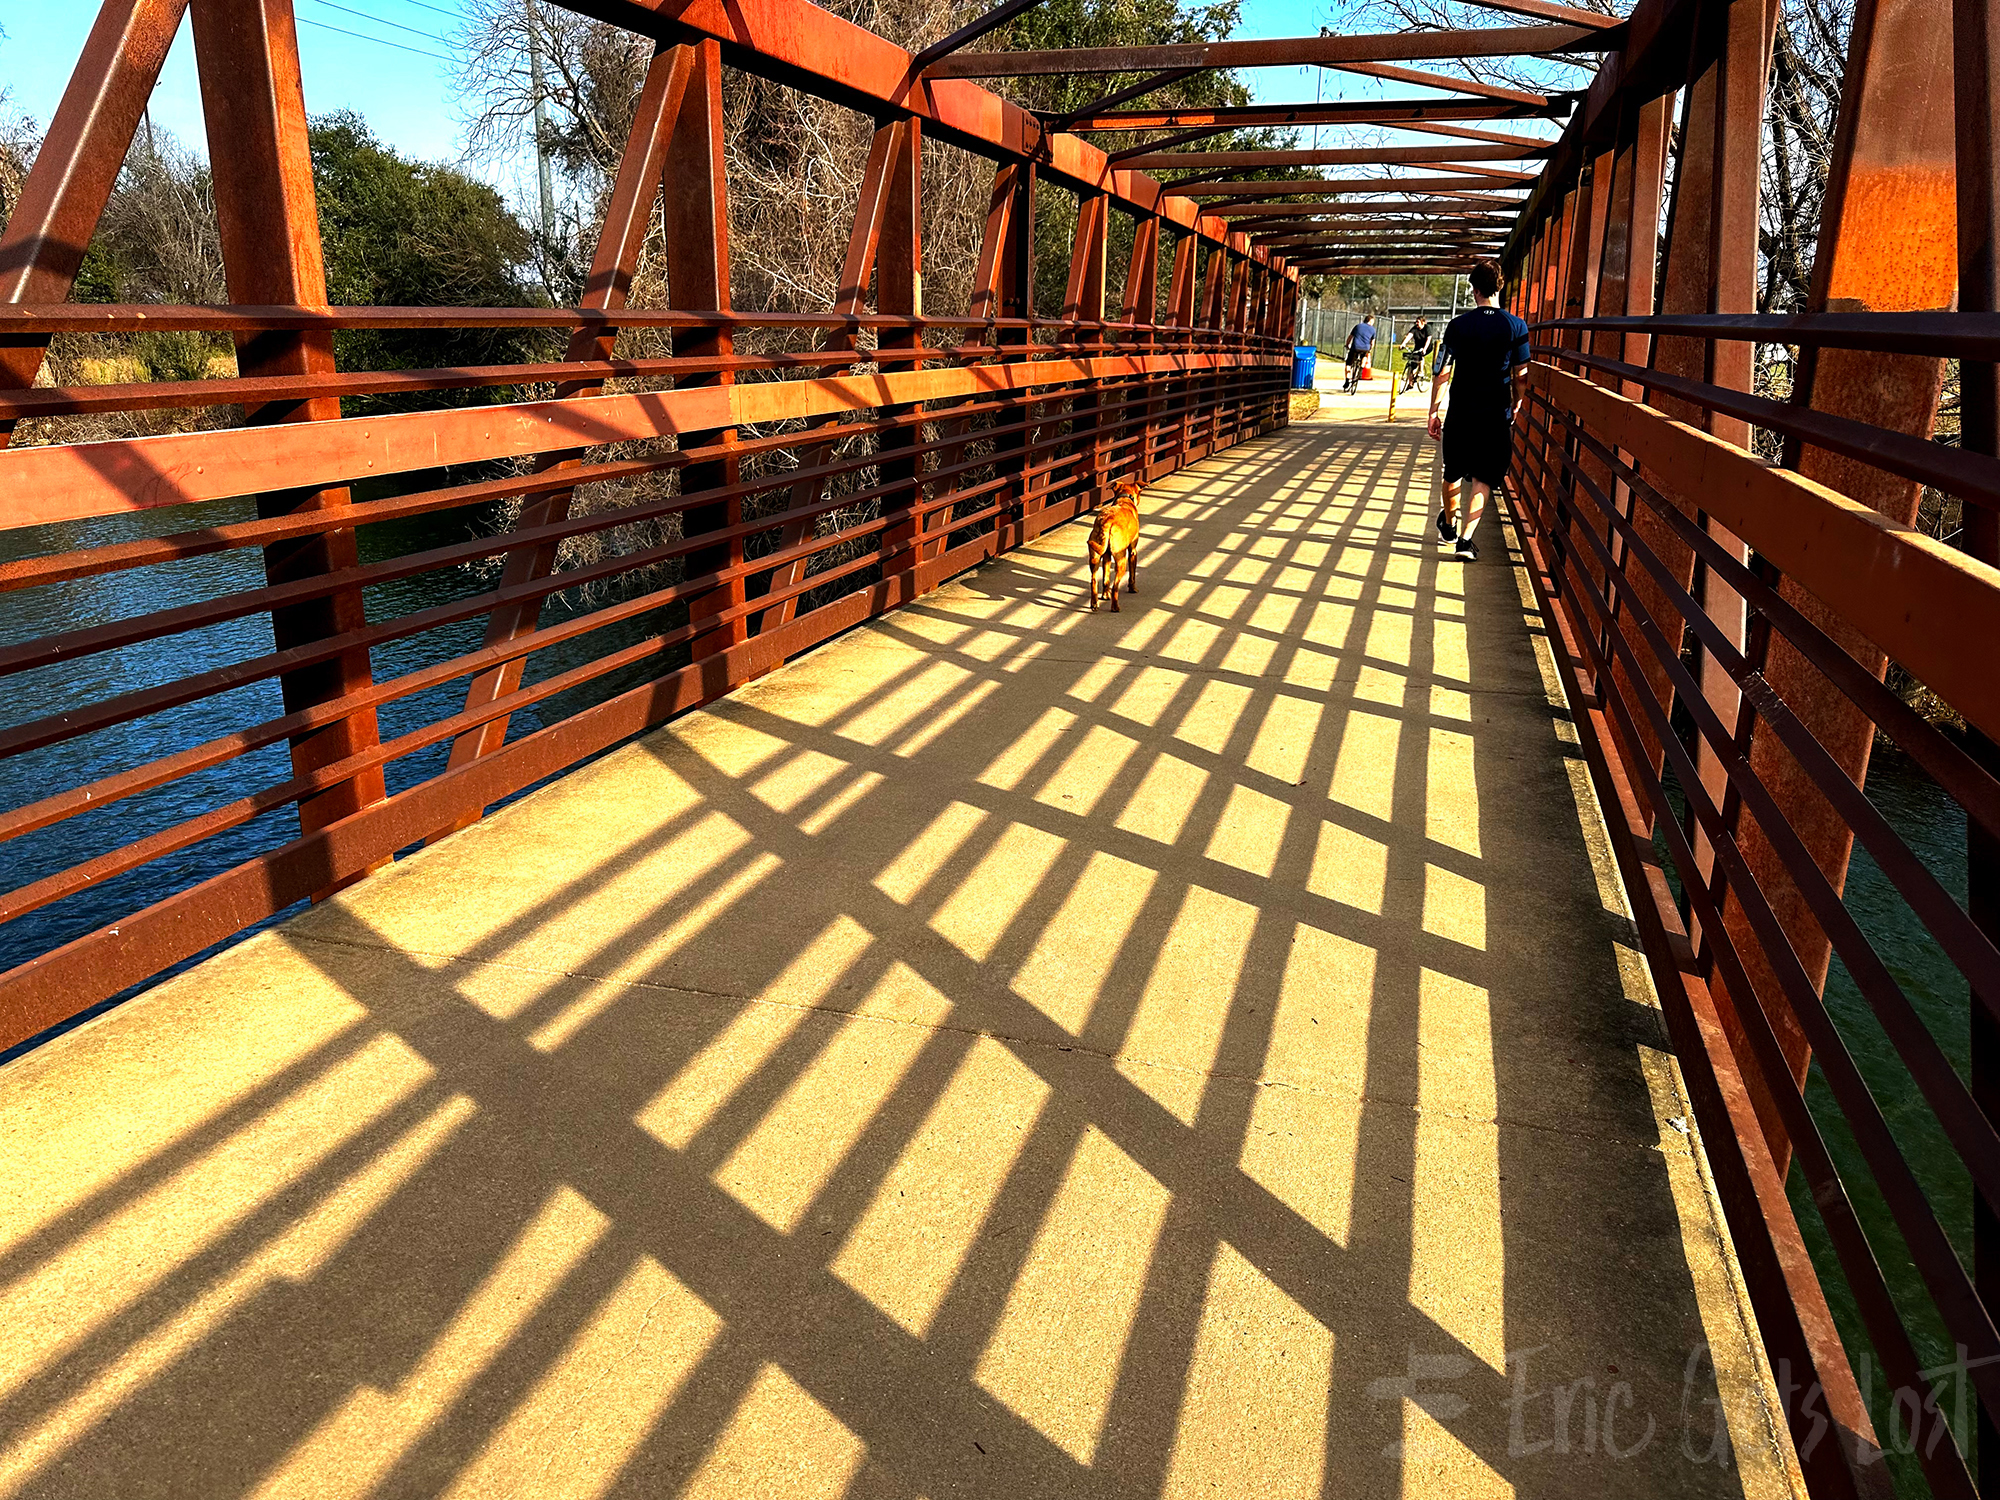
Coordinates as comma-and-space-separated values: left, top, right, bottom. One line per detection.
1, 0, 1999, 1495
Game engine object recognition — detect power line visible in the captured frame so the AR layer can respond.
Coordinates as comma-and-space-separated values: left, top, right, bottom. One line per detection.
303, 0, 447, 44
295, 15, 452, 62
388, 0, 466, 16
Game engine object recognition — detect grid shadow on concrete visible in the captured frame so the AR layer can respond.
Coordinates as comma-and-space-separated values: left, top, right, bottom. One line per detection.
0, 416, 1802, 1499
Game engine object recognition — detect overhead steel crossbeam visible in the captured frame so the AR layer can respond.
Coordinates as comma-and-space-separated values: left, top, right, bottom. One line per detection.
908, 0, 1053, 70
1288, 256, 1496, 264
1278, 225, 1510, 241
1166, 175, 1535, 197
1430, 163, 1541, 180
1257, 230, 1509, 248
1044, 67, 1200, 128
1327, 59, 1562, 106
1242, 204, 1519, 224
1461, 0, 1619, 25
1215, 192, 1526, 215
1290, 246, 1507, 259
1092, 99, 1571, 158
926, 24, 1614, 78
1121, 143, 1544, 169
1393, 119, 1563, 149
1290, 239, 1506, 249
567, 0, 1265, 255
1234, 212, 1518, 233
1252, 225, 1518, 241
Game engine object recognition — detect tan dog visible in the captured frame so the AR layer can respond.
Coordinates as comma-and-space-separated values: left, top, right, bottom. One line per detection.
1087, 477, 1143, 611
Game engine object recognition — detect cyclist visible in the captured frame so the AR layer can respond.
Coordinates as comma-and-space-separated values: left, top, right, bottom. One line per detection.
1400, 315, 1433, 392
1342, 314, 1377, 394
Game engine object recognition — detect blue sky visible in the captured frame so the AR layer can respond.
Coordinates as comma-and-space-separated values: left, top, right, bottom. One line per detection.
1, 0, 475, 167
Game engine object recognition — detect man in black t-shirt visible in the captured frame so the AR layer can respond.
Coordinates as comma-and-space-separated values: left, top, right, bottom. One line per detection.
1426, 263, 1531, 563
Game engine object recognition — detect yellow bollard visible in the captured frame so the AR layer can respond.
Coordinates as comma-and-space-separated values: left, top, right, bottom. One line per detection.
1386, 349, 1399, 423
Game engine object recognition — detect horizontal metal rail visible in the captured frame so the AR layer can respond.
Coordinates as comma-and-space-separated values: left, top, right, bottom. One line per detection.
0, 288, 1290, 1044
1511, 351, 2000, 1494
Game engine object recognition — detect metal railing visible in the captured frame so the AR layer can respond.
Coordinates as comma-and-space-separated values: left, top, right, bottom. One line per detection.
1512, 313, 2000, 1498
0, 304, 1291, 1049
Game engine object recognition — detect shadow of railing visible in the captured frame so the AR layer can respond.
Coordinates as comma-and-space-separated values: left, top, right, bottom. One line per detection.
0, 420, 1775, 1499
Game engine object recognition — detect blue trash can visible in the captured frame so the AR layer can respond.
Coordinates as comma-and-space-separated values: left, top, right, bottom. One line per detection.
1291, 345, 1318, 390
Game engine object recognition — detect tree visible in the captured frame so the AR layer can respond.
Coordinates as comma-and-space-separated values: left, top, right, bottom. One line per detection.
309, 111, 549, 413
448, 0, 1286, 323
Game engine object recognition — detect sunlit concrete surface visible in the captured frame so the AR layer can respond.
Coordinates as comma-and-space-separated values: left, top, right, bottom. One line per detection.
0, 418, 1804, 1499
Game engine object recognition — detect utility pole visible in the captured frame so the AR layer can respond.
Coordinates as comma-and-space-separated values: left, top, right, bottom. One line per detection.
525, 0, 556, 235
1312, 25, 1328, 154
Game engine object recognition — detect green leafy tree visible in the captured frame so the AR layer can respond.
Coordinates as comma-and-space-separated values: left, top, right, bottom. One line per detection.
309, 111, 550, 413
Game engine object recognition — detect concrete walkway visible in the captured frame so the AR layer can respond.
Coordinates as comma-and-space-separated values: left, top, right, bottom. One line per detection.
0, 415, 1802, 1499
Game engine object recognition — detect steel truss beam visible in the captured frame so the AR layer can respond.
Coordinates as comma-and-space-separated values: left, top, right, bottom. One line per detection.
1062, 97, 1569, 133
926, 24, 1612, 77
1123, 143, 1544, 169
1328, 58, 1563, 105
1167, 174, 1535, 197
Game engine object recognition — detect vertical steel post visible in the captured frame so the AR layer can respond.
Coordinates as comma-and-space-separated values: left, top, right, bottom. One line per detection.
1165, 231, 1197, 468
762, 117, 932, 626
1598, 96, 1674, 783
1647, 0, 1775, 917
666, 39, 741, 663
971, 162, 1036, 535
1224, 256, 1251, 439
1718, 0, 1957, 1167
192, 0, 385, 861
442, 42, 693, 798
1062, 192, 1109, 505
1121, 214, 1161, 477
866, 118, 925, 584
1196, 244, 1227, 458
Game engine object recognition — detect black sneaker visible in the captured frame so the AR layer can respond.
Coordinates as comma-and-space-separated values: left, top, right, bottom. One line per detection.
1455, 537, 1479, 563
1436, 507, 1457, 544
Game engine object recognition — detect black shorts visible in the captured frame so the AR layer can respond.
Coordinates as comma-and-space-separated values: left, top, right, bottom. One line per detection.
1442, 411, 1512, 486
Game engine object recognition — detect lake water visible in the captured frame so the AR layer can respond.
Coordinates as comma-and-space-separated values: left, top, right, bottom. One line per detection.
1791, 745, 1976, 1496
